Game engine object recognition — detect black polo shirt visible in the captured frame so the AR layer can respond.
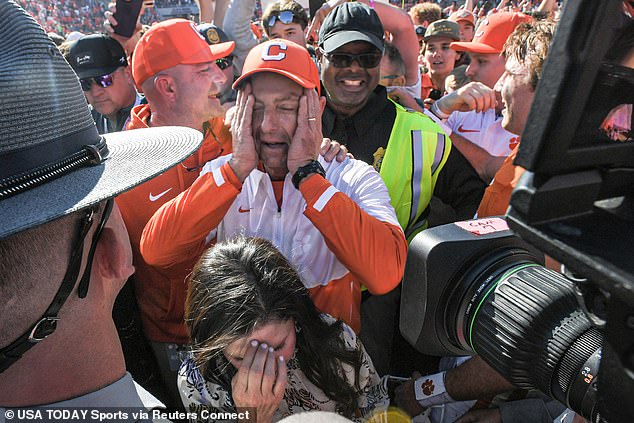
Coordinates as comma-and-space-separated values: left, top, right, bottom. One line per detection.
322, 85, 486, 223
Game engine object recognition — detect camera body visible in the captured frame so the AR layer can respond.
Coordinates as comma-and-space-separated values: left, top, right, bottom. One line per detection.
401, 217, 543, 356
401, 1, 634, 421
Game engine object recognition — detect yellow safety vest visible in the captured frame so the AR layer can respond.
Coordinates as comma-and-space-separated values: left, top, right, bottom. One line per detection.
378, 100, 452, 240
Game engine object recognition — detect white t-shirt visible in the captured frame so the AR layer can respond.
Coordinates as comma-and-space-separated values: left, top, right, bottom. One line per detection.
447, 109, 519, 157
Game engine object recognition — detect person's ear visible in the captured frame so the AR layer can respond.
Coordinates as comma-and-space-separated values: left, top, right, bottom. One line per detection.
122, 66, 135, 85
91, 206, 134, 284
319, 95, 326, 113
154, 74, 176, 98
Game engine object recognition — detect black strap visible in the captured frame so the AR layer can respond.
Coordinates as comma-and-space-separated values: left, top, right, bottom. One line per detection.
78, 199, 114, 298
0, 200, 114, 373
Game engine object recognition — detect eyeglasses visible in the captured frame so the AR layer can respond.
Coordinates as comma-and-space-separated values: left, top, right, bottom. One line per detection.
266, 10, 298, 29
323, 51, 382, 69
380, 74, 402, 80
215, 56, 234, 71
80, 73, 114, 92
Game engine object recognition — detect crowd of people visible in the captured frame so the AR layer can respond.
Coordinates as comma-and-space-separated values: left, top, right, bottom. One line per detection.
19, 0, 160, 35
3, 0, 633, 422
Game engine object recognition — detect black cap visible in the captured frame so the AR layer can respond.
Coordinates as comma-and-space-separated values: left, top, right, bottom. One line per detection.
318, 2, 384, 54
197, 23, 232, 46
67, 34, 127, 79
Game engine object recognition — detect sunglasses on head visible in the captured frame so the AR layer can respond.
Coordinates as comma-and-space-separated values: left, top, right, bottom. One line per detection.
266, 10, 298, 29
215, 56, 234, 71
323, 51, 382, 69
80, 73, 115, 92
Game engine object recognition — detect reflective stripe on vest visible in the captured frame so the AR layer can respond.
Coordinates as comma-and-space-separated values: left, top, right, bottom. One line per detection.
379, 100, 452, 238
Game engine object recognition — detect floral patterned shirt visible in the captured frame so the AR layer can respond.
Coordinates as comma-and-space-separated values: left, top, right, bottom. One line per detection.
178, 317, 389, 422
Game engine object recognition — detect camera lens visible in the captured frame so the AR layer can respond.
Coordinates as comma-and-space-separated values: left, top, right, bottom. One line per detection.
464, 263, 602, 420
401, 222, 603, 421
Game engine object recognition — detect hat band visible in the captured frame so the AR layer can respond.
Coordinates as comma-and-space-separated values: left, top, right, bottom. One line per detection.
0, 129, 109, 200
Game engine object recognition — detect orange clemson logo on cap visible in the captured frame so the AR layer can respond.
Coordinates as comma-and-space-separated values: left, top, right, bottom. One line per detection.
261, 40, 288, 62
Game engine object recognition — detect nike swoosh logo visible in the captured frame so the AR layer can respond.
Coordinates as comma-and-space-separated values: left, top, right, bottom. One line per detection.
149, 188, 173, 202
238, 206, 251, 213
458, 125, 480, 133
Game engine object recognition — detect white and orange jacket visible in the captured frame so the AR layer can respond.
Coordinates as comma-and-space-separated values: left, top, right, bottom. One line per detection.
141, 155, 407, 333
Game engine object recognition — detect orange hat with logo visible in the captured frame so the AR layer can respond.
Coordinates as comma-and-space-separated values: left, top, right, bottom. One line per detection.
233, 40, 320, 94
449, 9, 475, 26
450, 12, 532, 54
132, 18, 235, 86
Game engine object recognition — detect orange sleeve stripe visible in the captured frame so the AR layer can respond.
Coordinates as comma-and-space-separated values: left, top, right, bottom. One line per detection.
140, 162, 241, 268
300, 175, 407, 296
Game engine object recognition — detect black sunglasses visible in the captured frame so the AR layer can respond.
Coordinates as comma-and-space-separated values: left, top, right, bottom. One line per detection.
80, 72, 115, 92
323, 50, 382, 69
266, 10, 301, 29
215, 56, 234, 71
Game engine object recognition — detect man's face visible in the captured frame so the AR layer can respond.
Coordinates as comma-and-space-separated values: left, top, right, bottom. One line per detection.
216, 56, 235, 98
84, 67, 135, 117
268, 21, 306, 48
379, 57, 405, 87
466, 52, 506, 89
320, 41, 381, 117
496, 56, 535, 136
250, 73, 303, 179
424, 37, 458, 78
171, 61, 227, 121
457, 21, 475, 42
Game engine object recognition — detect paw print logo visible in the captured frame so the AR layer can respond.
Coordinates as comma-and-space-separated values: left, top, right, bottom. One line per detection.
509, 136, 520, 150
422, 378, 435, 396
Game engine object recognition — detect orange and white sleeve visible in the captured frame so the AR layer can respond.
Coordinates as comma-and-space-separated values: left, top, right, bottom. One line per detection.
141, 161, 241, 269
300, 171, 407, 295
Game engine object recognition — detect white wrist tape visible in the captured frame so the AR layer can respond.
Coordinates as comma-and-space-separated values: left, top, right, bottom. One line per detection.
431, 101, 450, 119
414, 371, 454, 407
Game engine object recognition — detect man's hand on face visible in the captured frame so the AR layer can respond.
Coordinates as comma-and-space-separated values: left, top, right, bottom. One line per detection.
229, 83, 259, 183
287, 88, 326, 175
435, 81, 497, 115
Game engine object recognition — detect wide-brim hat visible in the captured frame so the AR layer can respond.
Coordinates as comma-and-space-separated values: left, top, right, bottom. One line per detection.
0, 2, 203, 240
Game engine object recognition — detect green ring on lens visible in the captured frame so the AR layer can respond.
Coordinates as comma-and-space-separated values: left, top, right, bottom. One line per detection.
468, 263, 541, 353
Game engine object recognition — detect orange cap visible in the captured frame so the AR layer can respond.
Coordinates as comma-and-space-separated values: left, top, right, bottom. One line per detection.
449, 9, 475, 26
450, 12, 532, 54
233, 40, 320, 94
132, 18, 235, 86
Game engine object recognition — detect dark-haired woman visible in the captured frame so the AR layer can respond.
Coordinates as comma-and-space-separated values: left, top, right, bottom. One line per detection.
179, 237, 389, 422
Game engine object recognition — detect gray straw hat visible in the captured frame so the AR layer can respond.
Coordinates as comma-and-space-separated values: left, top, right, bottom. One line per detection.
0, 1, 202, 240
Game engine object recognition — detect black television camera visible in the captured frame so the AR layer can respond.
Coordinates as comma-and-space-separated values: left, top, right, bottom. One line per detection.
400, 1, 634, 422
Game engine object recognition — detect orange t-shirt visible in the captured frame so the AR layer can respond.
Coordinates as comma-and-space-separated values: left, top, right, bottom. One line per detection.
116, 104, 232, 343
477, 145, 525, 218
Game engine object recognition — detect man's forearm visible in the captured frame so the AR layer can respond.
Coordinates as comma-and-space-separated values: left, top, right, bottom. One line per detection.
450, 132, 502, 182
445, 356, 514, 401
